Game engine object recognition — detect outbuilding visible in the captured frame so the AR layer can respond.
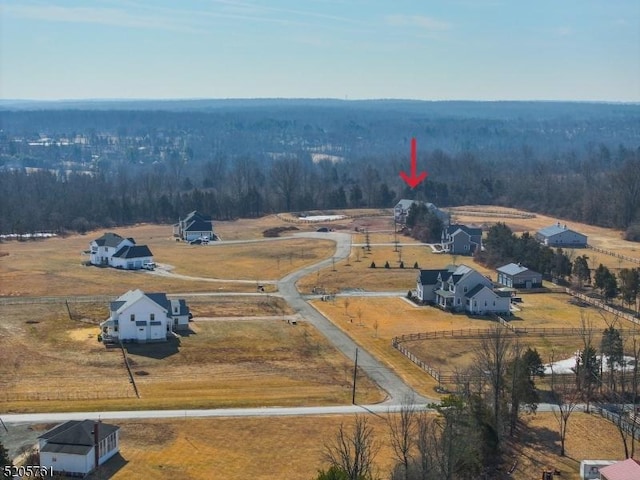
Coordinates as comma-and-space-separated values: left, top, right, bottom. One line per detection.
39, 420, 120, 477
536, 222, 587, 247
496, 263, 543, 289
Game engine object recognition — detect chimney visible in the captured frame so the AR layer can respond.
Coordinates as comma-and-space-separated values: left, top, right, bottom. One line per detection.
93, 421, 100, 469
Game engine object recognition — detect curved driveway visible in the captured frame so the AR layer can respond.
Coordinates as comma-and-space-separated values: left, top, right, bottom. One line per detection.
279, 232, 431, 404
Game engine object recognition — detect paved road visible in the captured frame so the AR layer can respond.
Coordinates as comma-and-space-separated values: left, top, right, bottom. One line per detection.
0, 403, 584, 425
278, 232, 432, 404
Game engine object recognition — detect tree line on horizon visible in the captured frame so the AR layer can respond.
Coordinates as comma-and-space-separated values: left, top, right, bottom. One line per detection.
0, 105, 638, 237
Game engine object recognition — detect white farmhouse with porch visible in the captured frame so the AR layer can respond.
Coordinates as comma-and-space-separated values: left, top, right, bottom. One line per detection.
38, 420, 120, 477
417, 264, 511, 315
100, 289, 190, 343
89, 232, 154, 270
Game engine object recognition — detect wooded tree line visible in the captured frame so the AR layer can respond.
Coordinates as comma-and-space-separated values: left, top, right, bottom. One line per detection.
0, 103, 638, 236
1, 146, 638, 237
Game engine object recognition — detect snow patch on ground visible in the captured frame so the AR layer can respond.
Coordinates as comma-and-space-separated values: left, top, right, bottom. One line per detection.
544, 353, 636, 375
298, 215, 346, 222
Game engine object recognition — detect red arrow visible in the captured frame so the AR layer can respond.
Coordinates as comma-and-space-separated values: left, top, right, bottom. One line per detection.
400, 137, 427, 188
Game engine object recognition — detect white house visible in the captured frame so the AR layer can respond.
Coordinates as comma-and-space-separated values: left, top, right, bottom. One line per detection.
173, 211, 215, 242
425, 264, 511, 315
536, 222, 588, 247
416, 266, 455, 304
89, 232, 154, 270
394, 199, 449, 227
39, 420, 120, 477
100, 289, 191, 344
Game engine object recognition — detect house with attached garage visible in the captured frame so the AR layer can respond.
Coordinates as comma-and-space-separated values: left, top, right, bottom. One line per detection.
441, 224, 483, 255
173, 210, 216, 242
496, 263, 543, 289
100, 289, 191, 344
89, 232, 154, 270
417, 264, 511, 315
536, 222, 588, 248
394, 199, 450, 227
38, 420, 120, 477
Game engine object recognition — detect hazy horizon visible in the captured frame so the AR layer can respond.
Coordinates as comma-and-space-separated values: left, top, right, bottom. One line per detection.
2, 1, 638, 102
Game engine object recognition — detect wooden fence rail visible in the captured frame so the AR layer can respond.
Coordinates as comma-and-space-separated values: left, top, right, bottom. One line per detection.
0, 295, 113, 305
587, 245, 640, 265
566, 289, 640, 326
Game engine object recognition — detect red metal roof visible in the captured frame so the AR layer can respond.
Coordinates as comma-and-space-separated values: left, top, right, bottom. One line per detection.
599, 458, 640, 480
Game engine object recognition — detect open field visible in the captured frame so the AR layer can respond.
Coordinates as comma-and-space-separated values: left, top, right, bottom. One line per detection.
448, 205, 640, 267
311, 294, 622, 398
298, 247, 493, 294
187, 296, 293, 317
36, 411, 632, 480
0, 303, 383, 413
153, 237, 335, 281
0, 224, 335, 296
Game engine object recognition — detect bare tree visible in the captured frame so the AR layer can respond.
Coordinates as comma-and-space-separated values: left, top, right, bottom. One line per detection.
576, 313, 600, 413
473, 325, 513, 442
549, 350, 580, 457
323, 415, 380, 480
271, 156, 302, 211
388, 396, 417, 480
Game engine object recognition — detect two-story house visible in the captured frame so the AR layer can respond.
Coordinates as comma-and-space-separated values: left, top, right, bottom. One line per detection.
173, 210, 216, 242
441, 224, 483, 255
417, 264, 511, 315
100, 289, 190, 343
89, 233, 154, 270
394, 199, 449, 227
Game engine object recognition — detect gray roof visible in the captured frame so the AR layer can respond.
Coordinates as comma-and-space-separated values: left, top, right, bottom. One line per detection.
395, 199, 416, 210
112, 245, 153, 259
93, 232, 126, 248
39, 420, 119, 456
537, 223, 585, 239
465, 284, 488, 298
444, 224, 482, 237
497, 263, 529, 276
109, 300, 126, 312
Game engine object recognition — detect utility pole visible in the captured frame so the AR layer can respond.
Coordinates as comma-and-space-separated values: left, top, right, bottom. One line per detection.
352, 347, 359, 405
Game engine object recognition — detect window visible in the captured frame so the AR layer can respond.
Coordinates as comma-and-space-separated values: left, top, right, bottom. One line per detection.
174, 306, 179, 313
130, 314, 135, 321
484, 301, 487, 306
463, 286, 467, 293
114, 326, 118, 332
150, 313, 155, 321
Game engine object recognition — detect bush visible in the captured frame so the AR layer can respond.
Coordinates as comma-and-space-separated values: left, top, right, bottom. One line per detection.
413, 261, 419, 269
407, 290, 412, 298
384, 261, 390, 269
399, 261, 404, 269
624, 224, 640, 242
370, 261, 376, 268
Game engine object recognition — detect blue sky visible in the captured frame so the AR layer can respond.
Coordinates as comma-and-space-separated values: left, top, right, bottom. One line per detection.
1, 0, 639, 101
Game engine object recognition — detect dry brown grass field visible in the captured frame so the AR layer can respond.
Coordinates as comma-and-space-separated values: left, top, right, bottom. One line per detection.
310, 294, 626, 398
188, 296, 293, 317
448, 205, 640, 265
297, 248, 493, 294
76, 412, 638, 480
0, 224, 335, 296
0, 303, 383, 413
154, 237, 335, 281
